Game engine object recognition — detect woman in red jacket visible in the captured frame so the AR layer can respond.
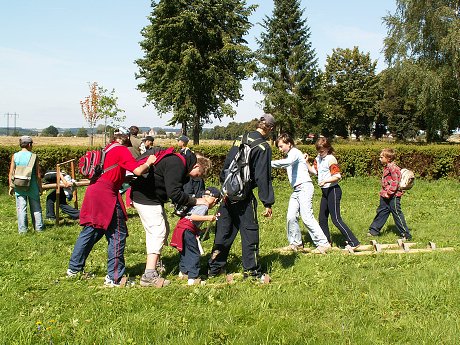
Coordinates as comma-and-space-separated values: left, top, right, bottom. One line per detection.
67, 127, 157, 287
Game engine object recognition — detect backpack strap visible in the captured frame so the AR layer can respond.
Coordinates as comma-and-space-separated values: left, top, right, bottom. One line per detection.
101, 143, 122, 174
27, 153, 37, 169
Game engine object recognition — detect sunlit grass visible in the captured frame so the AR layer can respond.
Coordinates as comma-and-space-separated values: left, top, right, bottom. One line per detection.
1, 178, 459, 344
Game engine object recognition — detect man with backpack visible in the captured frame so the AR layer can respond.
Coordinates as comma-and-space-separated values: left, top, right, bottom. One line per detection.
208, 114, 276, 283
130, 149, 212, 287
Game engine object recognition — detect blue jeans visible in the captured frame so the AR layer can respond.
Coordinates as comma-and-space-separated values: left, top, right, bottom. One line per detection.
68, 202, 127, 283
179, 230, 201, 279
15, 194, 43, 233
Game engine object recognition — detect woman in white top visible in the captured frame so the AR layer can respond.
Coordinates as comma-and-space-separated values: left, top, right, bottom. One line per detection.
271, 133, 330, 253
305, 137, 360, 248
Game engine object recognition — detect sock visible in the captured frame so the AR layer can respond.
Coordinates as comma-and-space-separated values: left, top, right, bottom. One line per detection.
144, 269, 157, 278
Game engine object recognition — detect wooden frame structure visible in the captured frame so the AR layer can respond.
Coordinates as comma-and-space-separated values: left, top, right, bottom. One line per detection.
41, 159, 90, 225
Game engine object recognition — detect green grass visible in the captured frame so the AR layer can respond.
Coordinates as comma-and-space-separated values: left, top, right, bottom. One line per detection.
1, 177, 459, 344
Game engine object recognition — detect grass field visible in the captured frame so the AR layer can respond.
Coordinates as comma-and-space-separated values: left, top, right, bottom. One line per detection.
1, 177, 459, 344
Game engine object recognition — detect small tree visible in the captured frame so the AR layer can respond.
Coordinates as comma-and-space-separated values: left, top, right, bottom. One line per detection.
76, 127, 88, 137
80, 82, 124, 146
62, 129, 74, 137
41, 125, 59, 137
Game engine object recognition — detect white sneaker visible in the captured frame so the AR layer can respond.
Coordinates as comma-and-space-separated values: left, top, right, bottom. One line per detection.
66, 269, 79, 278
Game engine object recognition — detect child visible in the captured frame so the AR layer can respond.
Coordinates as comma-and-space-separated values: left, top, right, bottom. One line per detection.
271, 133, 330, 253
305, 137, 360, 249
367, 148, 412, 240
170, 187, 221, 285
45, 171, 80, 221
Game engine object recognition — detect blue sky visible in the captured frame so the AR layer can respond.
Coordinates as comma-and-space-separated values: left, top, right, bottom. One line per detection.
0, 1, 396, 130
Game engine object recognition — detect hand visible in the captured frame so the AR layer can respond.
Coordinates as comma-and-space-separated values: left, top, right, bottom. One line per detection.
8, 186, 14, 196
146, 154, 157, 166
262, 207, 272, 218
318, 180, 326, 187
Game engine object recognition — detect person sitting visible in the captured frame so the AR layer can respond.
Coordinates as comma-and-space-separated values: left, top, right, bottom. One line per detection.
45, 171, 80, 221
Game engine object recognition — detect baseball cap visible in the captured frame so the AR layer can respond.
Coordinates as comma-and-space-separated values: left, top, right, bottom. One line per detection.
204, 187, 222, 201
114, 127, 130, 136
260, 113, 276, 128
178, 135, 189, 144
20, 135, 33, 144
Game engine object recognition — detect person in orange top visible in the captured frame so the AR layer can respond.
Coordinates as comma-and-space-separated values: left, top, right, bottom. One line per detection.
305, 137, 360, 249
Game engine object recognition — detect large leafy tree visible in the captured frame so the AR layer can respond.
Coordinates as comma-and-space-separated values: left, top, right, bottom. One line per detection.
323, 47, 380, 138
41, 125, 59, 137
254, 0, 320, 139
136, 0, 255, 144
383, 0, 460, 141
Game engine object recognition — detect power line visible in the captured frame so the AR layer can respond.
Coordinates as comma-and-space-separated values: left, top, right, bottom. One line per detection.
3, 112, 19, 135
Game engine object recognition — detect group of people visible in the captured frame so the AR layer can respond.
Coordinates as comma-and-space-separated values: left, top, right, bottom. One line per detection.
8, 115, 412, 287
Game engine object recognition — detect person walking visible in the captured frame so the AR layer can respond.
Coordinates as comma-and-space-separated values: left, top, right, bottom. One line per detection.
271, 133, 330, 253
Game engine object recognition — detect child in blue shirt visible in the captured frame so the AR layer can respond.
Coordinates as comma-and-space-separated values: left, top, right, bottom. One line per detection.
171, 187, 221, 285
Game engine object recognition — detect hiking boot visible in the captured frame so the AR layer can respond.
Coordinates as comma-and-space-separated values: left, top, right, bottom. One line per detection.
140, 273, 170, 288
208, 267, 226, 278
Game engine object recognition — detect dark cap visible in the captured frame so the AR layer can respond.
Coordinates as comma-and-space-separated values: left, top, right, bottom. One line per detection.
20, 135, 33, 144
204, 187, 222, 200
144, 135, 154, 142
177, 135, 189, 144
260, 113, 276, 127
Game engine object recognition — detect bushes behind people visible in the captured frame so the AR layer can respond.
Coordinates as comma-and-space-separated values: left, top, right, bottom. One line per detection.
1, 144, 459, 186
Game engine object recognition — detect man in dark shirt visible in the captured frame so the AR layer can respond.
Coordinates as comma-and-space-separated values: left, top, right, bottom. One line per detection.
130, 150, 211, 287
208, 114, 276, 283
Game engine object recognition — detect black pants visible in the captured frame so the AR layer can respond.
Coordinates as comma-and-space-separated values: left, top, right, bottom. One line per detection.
46, 190, 80, 220
319, 185, 360, 247
208, 195, 261, 277
179, 230, 201, 279
369, 196, 411, 238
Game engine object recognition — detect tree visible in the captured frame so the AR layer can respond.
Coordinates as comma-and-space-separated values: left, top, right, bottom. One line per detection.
254, 0, 320, 139
136, 0, 256, 144
80, 82, 124, 146
62, 129, 74, 137
76, 127, 88, 137
383, 0, 460, 141
41, 125, 59, 137
323, 47, 380, 138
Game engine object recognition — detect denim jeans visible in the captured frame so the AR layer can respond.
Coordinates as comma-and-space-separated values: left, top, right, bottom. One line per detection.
15, 194, 43, 233
287, 182, 329, 247
68, 201, 127, 283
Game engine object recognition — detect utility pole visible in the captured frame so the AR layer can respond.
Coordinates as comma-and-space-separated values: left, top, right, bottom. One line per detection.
4, 112, 19, 135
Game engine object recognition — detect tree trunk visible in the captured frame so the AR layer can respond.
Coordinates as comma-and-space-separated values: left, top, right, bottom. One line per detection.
192, 113, 201, 145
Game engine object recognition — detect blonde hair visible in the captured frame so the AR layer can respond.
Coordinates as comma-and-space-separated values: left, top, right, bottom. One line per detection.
381, 148, 395, 162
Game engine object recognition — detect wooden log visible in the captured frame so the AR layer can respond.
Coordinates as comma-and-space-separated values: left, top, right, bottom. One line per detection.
42, 179, 90, 190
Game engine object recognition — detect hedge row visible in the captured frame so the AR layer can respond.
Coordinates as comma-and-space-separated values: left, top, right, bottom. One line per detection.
1, 144, 459, 186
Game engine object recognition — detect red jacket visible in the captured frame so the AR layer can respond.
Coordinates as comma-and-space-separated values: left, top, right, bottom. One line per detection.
170, 217, 201, 252
79, 142, 145, 230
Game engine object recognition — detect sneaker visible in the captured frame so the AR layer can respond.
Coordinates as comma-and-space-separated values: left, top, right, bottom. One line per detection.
140, 273, 170, 288
178, 271, 188, 280
66, 269, 79, 278
104, 275, 120, 287
401, 234, 412, 241
104, 275, 133, 288
187, 278, 204, 286
367, 231, 379, 237
312, 245, 331, 254
259, 273, 271, 284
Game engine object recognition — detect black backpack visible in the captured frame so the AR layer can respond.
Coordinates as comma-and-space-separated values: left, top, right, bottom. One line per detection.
222, 133, 265, 202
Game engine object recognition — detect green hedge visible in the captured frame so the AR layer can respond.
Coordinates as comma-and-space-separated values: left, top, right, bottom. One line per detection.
1, 144, 459, 186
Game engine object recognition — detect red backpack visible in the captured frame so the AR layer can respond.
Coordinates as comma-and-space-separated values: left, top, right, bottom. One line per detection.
78, 143, 121, 179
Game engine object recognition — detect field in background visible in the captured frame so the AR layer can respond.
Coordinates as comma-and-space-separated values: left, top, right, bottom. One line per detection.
1, 178, 459, 344
0, 135, 232, 147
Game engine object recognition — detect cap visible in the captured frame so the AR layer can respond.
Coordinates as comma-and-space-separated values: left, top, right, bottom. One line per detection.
260, 113, 276, 128
114, 127, 130, 136
20, 135, 33, 144
204, 187, 222, 200
144, 135, 154, 142
178, 135, 189, 144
